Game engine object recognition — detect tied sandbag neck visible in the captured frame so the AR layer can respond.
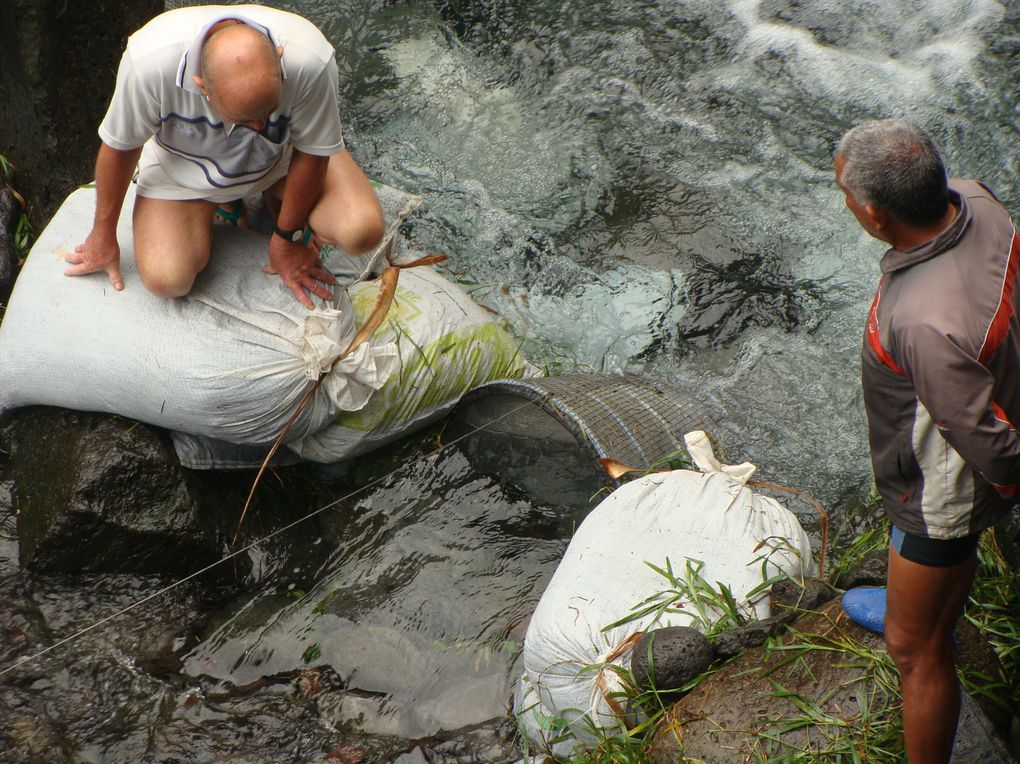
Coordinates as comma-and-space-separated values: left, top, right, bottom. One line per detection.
232, 254, 449, 544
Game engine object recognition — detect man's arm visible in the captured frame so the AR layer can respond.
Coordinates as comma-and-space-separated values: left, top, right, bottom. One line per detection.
265, 149, 336, 309
65, 142, 142, 291
907, 326, 1020, 493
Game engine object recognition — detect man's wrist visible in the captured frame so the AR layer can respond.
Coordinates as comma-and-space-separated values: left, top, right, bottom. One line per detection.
273, 224, 306, 243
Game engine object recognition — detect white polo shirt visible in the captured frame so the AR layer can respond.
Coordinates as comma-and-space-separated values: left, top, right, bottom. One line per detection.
99, 5, 345, 202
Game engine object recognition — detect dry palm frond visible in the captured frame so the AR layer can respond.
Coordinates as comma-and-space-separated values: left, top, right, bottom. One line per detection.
232, 266, 400, 543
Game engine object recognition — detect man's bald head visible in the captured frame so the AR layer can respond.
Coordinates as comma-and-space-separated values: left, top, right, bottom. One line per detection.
199, 23, 282, 123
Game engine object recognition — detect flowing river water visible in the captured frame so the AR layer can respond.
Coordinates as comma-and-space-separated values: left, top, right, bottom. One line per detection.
3, 0, 1020, 761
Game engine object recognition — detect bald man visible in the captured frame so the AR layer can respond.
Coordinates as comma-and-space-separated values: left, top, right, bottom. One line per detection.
67, 5, 383, 308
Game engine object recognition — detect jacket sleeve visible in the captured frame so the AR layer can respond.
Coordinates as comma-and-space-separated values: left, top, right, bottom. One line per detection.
901, 322, 1020, 496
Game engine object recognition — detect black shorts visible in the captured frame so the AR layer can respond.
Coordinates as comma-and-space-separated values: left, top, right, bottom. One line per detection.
890, 524, 980, 567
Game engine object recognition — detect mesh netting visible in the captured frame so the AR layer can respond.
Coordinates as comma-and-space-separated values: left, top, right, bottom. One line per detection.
457, 374, 709, 480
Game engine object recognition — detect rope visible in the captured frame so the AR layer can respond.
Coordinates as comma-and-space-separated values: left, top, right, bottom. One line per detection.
0, 394, 546, 679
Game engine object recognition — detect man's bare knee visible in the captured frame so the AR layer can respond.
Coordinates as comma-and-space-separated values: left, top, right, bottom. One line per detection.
140, 269, 197, 298
885, 621, 952, 677
348, 214, 384, 255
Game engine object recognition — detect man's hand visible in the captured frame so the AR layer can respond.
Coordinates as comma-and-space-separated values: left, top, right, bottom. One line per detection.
265, 232, 335, 309
66, 227, 125, 291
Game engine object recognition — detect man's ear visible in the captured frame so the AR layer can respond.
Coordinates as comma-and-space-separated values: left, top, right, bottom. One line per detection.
865, 203, 889, 231
192, 75, 207, 95
276, 45, 284, 59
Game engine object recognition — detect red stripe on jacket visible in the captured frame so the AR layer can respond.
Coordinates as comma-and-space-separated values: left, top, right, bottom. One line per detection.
979, 229, 1020, 363
867, 279, 907, 376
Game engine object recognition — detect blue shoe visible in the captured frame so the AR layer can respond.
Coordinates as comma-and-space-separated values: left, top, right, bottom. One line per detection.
842, 586, 886, 635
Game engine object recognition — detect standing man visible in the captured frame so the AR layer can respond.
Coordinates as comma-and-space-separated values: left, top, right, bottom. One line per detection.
66, 4, 384, 309
836, 118, 1020, 762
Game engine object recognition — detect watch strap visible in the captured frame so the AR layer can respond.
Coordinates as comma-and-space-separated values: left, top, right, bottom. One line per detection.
273, 224, 306, 243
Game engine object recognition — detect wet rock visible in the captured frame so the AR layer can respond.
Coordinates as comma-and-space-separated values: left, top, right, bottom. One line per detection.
0, 184, 17, 291
0, 573, 50, 675
952, 692, 1018, 764
648, 599, 1015, 763
713, 578, 834, 661
770, 576, 832, 611
837, 552, 888, 590
711, 616, 786, 661
3, 407, 220, 576
0, 0, 163, 221
631, 626, 713, 691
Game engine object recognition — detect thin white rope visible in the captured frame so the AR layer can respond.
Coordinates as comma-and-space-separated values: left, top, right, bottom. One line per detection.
0, 393, 546, 678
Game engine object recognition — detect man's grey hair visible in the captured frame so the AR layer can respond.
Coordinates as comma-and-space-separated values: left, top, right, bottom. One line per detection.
836, 119, 950, 226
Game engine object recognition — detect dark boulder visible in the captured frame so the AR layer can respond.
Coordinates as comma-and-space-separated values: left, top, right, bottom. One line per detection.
3, 407, 221, 576
837, 552, 888, 590
713, 577, 833, 661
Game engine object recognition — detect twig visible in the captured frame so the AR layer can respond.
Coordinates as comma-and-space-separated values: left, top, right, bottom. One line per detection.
597, 631, 645, 727
232, 266, 400, 544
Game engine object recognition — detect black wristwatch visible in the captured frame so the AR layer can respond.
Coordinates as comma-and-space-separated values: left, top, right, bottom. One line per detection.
273, 224, 305, 243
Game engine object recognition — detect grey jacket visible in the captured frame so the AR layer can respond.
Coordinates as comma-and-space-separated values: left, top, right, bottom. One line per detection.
862, 179, 1020, 539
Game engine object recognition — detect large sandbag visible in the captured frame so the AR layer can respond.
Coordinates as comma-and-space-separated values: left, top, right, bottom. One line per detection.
174, 265, 532, 467
0, 183, 532, 468
514, 431, 815, 759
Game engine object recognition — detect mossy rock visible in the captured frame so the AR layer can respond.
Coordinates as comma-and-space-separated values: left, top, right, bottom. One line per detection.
4, 407, 220, 575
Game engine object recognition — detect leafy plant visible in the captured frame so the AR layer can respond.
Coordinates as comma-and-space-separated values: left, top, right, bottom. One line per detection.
601, 556, 787, 639
963, 532, 1020, 714
13, 213, 33, 263
0, 152, 34, 263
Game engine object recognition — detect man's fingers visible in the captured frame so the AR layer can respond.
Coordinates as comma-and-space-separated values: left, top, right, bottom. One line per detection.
64, 262, 93, 277
306, 280, 333, 301
287, 281, 315, 310
106, 264, 125, 291
311, 265, 335, 285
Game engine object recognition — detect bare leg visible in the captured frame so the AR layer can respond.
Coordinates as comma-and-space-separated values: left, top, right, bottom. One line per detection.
133, 196, 218, 297
885, 544, 976, 764
266, 149, 384, 255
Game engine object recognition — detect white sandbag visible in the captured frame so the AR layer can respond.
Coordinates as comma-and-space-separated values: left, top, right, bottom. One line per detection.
0, 184, 399, 445
514, 431, 814, 759
289, 266, 531, 462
